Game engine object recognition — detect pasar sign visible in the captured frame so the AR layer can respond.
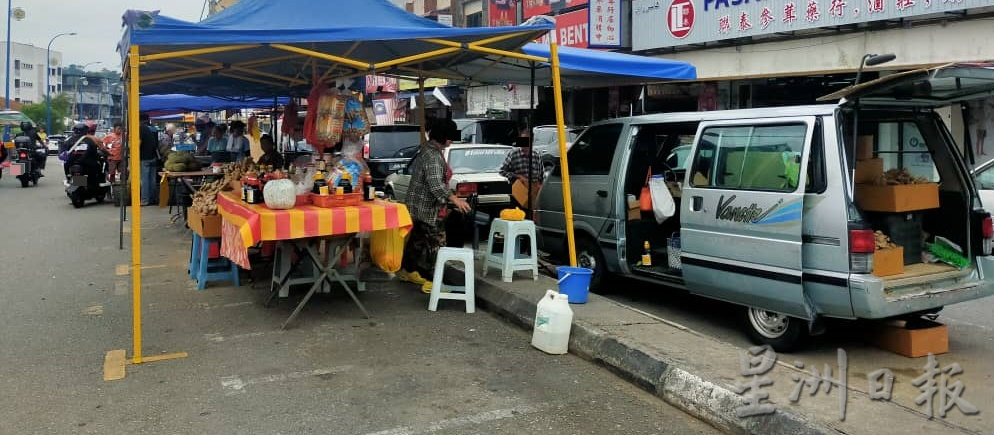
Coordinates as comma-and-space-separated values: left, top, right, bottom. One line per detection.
633, 0, 991, 50
535, 8, 591, 48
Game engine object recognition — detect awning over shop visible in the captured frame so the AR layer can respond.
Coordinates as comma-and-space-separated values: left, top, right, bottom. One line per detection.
139, 94, 290, 112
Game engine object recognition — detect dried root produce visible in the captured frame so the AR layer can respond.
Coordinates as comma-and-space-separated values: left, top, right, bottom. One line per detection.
191, 179, 227, 215
874, 230, 899, 250
877, 168, 930, 185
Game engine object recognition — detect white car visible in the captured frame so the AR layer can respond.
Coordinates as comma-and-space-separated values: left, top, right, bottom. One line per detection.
973, 158, 994, 208
384, 144, 514, 210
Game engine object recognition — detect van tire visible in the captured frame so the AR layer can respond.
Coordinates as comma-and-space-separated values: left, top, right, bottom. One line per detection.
743, 307, 807, 352
575, 236, 607, 294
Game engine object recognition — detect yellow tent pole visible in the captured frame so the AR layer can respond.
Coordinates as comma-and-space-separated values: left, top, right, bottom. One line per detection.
464, 45, 547, 63
127, 45, 144, 363
270, 44, 370, 71
142, 65, 220, 82
227, 66, 308, 85
376, 46, 462, 70
140, 44, 259, 62
549, 43, 577, 267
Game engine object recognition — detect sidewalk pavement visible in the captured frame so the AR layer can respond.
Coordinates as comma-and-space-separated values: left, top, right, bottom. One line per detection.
470, 265, 990, 435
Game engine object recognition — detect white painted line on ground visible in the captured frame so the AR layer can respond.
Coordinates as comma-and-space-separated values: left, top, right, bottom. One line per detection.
220, 366, 352, 395
362, 403, 542, 435
204, 301, 254, 310
82, 305, 104, 316
204, 330, 281, 343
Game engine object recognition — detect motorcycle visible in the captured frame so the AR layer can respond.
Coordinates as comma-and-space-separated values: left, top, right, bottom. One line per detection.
64, 150, 111, 208
12, 135, 46, 187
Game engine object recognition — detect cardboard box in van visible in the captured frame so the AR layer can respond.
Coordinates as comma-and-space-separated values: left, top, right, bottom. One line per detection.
855, 183, 939, 212
854, 158, 883, 184
873, 247, 904, 277
856, 135, 875, 161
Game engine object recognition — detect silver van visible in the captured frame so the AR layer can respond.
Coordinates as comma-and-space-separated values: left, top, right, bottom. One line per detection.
535, 64, 994, 350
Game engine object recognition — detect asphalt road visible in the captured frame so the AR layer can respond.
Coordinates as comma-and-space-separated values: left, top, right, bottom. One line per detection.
0, 159, 718, 435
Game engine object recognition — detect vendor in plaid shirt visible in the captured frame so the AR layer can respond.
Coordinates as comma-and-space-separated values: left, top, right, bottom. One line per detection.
397, 118, 472, 293
500, 127, 545, 206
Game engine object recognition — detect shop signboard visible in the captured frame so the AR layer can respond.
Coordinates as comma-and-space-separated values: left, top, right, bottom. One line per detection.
466, 85, 538, 115
535, 8, 591, 48
588, 0, 623, 47
633, 0, 991, 51
488, 0, 518, 26
365, 75, 398, 94
437, 14, 454, 26
398, 78, 450, 91
523, 0, 590, 19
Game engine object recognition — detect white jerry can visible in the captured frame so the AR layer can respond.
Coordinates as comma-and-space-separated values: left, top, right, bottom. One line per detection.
531, 290, 574, 354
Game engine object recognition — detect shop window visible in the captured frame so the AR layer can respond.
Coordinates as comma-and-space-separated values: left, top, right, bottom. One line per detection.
561, 123, 623, 176
874, 121, 939, 183
13, 79, 19, 88
691, 123, 808, 192
13, 59, 19, 70
465, 12, 482, 28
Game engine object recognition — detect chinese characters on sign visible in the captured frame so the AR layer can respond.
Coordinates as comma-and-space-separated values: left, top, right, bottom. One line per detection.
732, 349, 979, 421
589, 0, 623, 47
633, 0, 991, 50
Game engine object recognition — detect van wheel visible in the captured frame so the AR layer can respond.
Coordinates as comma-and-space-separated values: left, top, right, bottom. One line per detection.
744, 307, 807, 352
575, 237, 607, 294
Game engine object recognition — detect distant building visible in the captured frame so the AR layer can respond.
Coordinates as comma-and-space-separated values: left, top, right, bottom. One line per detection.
0, 41, 64, 106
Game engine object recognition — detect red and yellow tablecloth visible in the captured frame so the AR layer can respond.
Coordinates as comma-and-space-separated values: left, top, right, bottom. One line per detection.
217, 191, 413, 249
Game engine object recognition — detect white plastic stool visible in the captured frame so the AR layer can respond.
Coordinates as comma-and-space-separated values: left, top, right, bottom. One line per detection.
429, 247, 476, 313
483, 218, 539, 283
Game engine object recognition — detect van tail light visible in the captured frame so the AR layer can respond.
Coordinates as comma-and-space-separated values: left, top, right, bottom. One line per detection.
983, 216, 993, 256
362, 142, 369, 160
455, 182, 477, 197
849, 229, 875, 274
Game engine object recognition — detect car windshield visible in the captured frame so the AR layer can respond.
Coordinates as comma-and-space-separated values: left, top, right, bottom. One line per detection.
447, 147, 511, 174
368, 126, 422, 159
533, 128, 580, 148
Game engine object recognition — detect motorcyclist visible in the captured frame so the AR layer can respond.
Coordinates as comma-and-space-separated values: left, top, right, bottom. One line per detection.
16, 121, 47, 172
64, 123, 104, 187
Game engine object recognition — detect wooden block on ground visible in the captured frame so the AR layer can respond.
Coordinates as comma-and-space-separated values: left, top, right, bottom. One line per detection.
866, 319, 948, 358
103, 349, 127, 381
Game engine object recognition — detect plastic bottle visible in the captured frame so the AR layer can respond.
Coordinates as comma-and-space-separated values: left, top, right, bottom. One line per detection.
642, 241, 652, 267
531, 290, 573, 355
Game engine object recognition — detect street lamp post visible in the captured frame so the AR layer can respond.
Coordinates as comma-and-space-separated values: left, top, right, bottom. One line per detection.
46, 32, 75, 135
4, 2, 25, 141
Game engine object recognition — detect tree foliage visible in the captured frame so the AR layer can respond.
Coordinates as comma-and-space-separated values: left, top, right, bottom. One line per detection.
20, 93, 73, 132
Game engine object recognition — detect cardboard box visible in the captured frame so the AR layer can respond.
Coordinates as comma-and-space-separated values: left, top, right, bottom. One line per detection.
187, 208, 222, 238
511, 179, 541, 209
855, 183, 939, 212
627, 197, 640, 221
873, 247, 904, 277
854, 158, 883, 184
856, 135, 875, 161
867, 319, 949, 358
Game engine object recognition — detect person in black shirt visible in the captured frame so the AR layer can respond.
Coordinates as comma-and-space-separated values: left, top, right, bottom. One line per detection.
254, 134, 284, 169
139, 113, 161, 206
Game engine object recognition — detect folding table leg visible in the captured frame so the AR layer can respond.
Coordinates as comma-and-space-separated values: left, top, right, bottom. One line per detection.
280, 271, 326, 330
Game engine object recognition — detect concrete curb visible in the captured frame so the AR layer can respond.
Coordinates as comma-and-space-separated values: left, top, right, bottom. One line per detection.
469, 273, 842, 435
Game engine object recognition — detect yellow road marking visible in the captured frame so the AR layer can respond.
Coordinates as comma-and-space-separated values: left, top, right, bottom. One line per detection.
103, 350, 127, 381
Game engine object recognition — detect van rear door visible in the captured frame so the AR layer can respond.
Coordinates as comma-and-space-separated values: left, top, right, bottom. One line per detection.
680, 117, 816, 319
818, 63, 994, 107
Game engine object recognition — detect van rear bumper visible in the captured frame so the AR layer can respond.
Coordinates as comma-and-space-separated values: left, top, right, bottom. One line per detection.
850, 256, 994, 319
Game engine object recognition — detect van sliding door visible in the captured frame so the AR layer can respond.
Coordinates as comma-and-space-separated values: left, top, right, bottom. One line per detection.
680, 117, 815, 318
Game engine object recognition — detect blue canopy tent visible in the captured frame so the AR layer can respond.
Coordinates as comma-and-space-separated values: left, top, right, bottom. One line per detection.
139, 94, 290, 113
116, 0, 696, 366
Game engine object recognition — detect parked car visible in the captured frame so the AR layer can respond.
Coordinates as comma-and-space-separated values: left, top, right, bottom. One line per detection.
532, 124, 584, 177
972, 158, 994, 208
363, 124, 423, 188
453, 118, 518, 145
385, 143, 514, 210
535, 63, 994, 351
46, 134, 66, 155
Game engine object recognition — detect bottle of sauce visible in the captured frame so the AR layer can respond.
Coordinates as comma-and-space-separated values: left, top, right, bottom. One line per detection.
243, 171, 259, 203
642, 241, 653, 267
312, 171, 328, 195
363, 171, 375, 201
339, 172, 353, 194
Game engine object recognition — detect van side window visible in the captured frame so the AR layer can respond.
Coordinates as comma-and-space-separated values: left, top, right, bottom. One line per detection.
874, 121, 939, 182
691, 124, 808, 192
563, 123, 624, 175
806, 119, 827, 194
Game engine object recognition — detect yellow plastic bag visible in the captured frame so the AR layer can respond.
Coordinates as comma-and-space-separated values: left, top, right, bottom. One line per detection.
500, 207, 525, 221
370, 228, 406, 273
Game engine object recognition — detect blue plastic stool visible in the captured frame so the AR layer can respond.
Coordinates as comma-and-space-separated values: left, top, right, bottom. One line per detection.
189, 233, 240, 290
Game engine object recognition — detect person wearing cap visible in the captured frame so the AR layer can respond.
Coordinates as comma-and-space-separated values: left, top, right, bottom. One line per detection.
397, 118, 471, 293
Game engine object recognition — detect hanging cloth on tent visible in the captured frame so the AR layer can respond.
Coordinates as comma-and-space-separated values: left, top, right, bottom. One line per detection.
304, 83, 346, 150
282, 101, 299, 137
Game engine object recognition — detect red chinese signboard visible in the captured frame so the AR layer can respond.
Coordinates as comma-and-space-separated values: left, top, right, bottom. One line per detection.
523, 0, 590, 19
667, 0, 695, 39
535, 8, 591, 48
489, 0, 518, 26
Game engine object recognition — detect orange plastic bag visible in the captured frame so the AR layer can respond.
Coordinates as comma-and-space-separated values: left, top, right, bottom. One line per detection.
639, 167, 653, 212
370, 228, 406, 273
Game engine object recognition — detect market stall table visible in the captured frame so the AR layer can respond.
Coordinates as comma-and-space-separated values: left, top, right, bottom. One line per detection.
217, 191, 412, 329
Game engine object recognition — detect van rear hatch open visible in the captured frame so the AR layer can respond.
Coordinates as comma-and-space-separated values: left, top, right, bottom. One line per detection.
821, 63, 994, 317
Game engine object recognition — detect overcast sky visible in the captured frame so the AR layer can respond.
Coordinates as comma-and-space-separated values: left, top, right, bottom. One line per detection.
9, 0, 204, 71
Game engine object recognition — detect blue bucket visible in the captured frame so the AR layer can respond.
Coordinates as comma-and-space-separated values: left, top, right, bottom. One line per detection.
557, 266, 593, 304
